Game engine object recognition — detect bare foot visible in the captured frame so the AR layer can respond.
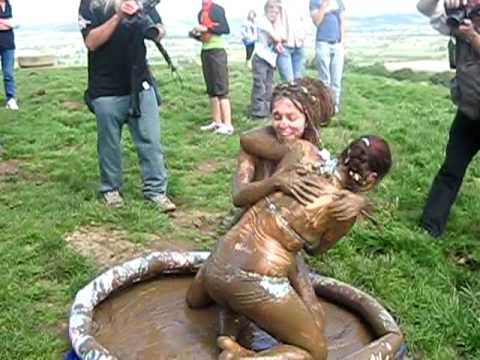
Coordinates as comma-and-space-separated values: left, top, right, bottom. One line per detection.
217, 336, 254, 358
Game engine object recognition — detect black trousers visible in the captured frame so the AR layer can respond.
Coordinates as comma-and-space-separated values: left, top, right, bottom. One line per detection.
245, 43, 255, 61
421, 110, 480, 236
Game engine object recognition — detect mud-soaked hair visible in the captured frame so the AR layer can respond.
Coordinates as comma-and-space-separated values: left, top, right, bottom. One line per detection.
272, 78, 335, 144
340, 135, 392, 183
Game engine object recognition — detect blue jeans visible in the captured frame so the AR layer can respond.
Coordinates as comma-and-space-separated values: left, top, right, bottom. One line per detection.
91, 87, 168, 198
250, 55, 274, 118
315, 42, 344, 112
0, 48, 15, 101
277, 46, 305, 81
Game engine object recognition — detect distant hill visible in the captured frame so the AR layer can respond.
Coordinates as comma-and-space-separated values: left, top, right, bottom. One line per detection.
17, 13, 427, 38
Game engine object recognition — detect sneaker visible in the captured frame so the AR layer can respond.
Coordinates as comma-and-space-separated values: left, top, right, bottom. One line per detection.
200, 122, 220, 131
215, 124, 234, 135
6, 98, 19, 111
145, 194, 176, 213
102, 190, 123, 208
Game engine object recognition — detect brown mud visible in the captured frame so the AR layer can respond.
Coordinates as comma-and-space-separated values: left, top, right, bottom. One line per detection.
93, 276, 373, 360
0, 160, 19, 176
65, 225, 197, 269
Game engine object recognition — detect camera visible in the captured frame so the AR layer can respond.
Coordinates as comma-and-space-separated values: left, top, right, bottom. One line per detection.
188, 29, 202, 42
123, 12, 160, 41
445, 4, 468, 27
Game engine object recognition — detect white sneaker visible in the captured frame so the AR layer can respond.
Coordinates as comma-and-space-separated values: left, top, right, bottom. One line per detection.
215, 124, 234, 135
145, 194, 176, 213
6, 98, 19, 111
102, 190, 124, 208
200, 122, 220, 131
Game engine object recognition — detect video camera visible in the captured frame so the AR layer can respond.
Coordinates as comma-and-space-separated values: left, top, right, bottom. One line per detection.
121, 0, 182, 118
188, 29, 203, 42
445, 3, 480, 27
445, 3, 468, 27
122, 0, 162, 40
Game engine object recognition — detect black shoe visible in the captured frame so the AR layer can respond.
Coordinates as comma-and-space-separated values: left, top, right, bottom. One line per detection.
420, 222, 443, 238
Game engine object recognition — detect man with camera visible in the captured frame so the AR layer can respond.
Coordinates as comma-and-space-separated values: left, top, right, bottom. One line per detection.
418, 0, 480, 237
78, 0, 175, 212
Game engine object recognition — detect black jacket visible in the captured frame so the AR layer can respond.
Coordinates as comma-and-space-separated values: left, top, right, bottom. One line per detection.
197, 3, 230, 36
451, 38, 480, 120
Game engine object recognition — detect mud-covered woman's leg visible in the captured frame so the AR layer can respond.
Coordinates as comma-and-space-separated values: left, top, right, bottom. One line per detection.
224, 280, 327, 360
289, 255, 325, 332
186, 266, 213, 308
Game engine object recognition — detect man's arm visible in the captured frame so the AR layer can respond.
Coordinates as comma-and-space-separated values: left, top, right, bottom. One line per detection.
84, 14, 122, 51
340, 13, 345, 43
0, 18, 13, 30
457, 19, 480, 55
417, 0, 442, 17
310, 0, 334, 27
83, 0, 139, 51
209, 5, 230, 35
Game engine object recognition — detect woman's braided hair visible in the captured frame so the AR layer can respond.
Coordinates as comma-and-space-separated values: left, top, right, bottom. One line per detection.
271, 78, 335, 144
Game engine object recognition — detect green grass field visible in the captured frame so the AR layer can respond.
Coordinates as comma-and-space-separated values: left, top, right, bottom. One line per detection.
0, 64, 479, 359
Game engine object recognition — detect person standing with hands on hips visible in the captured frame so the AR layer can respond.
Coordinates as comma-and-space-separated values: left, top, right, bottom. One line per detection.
78, 0, 176, 212
309, 0, 345, 114
418, 0, 480, 237
0, 0, 18, 110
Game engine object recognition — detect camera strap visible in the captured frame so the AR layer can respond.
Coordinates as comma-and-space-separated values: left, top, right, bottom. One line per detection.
448, 36, 457, 69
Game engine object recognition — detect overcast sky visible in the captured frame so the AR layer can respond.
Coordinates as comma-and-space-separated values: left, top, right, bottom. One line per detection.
12, 0, 420, 25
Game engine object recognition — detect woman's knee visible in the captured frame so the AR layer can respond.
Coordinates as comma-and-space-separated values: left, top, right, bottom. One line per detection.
186, 270, 212, 308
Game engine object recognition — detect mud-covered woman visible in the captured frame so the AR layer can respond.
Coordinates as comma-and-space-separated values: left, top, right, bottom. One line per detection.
187, 132, 392, 360
186, 79, 392, 359
232, 78, 366, 223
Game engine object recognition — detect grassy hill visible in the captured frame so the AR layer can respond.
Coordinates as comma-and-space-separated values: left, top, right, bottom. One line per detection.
0, 64, 479, 359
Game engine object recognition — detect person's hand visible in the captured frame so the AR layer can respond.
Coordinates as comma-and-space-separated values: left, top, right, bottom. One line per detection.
275, 42, 285, 54
194, 24, 208, 33
321, 0, 338, 13
118, 1, 140, 17
156, 24, 166, 41
444, 0, 468, 10
458, 18, 478, 40
274, 167, 327, 205
329, 190, 369, 222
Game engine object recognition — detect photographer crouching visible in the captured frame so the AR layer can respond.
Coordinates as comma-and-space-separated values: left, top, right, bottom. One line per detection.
78, 0, 175, 211
418, 0, 480, 237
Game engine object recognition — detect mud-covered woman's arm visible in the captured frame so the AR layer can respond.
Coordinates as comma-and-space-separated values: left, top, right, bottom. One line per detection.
304, 219, 355, 256
232, 150, 279, 207
239, 126, 289, 161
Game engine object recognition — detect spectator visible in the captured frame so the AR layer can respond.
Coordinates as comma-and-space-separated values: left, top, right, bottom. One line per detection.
194, 0, 233, 136
277, 0, 307, 81
78, 0, 175, 212
418, 0, 480, 237
249, 0, 285, 119
241, 10, 257, 69
309, 0, 345, 113
0, 0, 18, 110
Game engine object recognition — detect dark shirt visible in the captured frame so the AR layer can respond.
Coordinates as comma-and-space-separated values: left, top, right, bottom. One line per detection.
78, 0, 161, 99
197, 3, 230, 36
0, 1, 15, 50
